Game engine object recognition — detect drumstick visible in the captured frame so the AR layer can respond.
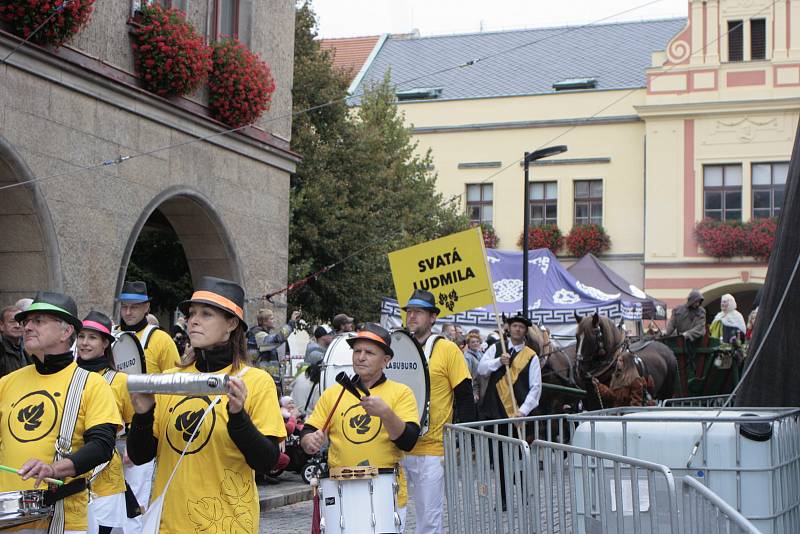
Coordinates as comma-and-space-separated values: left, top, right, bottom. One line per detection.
0, 464, 64, 486
320, 386, 347, 433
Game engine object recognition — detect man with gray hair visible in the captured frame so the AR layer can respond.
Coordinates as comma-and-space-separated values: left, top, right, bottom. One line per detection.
0, 291, 121, 533
0, 305, 27, 378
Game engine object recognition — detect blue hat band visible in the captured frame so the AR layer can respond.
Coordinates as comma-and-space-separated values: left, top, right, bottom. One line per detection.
405, 298, 435, 309
118, 293, 149, 301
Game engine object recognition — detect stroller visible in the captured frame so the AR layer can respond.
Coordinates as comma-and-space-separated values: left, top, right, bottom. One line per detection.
272, 433, 328, 484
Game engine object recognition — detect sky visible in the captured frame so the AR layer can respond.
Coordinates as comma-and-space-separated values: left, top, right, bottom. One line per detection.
311, 0, 689, 39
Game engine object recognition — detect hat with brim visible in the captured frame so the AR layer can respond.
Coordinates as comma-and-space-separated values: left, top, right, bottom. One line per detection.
507, 314, 532, 328
401, 289, 441, 315
346, 322, 394, 357
15, 291, 83, 332
332, 313, 354, 331
80, 310, 116, 343
117, 281, 151, 303
178, 276, 247, 330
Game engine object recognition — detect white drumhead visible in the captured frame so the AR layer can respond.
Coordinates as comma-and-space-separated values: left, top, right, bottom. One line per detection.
321, 333, 355, 390
385, 330, 430, 436
111, 332, 146, 374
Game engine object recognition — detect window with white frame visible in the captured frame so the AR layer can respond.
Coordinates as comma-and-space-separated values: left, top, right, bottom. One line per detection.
466, 184, 493, 225
752, 162, 788, 219
573, 180, 602, 226
703, 164, 742, 221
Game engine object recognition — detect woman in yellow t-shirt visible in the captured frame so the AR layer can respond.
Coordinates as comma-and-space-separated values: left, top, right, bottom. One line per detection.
127, 277, 286, 534
77, 310, 136, 533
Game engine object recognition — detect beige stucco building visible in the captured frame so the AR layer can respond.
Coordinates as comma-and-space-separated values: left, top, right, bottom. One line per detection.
344, 0, 800, 317
0, 0, 297, 320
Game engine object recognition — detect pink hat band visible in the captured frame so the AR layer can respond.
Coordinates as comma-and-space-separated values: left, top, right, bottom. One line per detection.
82, 320, 111, 336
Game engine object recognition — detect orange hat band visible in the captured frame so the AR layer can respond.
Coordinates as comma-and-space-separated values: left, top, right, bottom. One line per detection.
191, 291, 244, 319
355, 330, 388, 346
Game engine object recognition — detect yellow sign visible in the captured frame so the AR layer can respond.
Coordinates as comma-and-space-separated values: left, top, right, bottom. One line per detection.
388, 227, 494, 317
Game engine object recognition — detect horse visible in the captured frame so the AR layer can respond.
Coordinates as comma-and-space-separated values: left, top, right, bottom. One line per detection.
524, 324, 582, 441
575, 313, 677, 411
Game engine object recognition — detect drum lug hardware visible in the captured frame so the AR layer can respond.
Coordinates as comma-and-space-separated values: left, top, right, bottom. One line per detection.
371, 513, 377, 527
394, 512, 402, 526
479, 483, 488, 497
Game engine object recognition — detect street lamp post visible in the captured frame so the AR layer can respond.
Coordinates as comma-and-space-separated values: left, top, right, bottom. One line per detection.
522, 145, 568, 319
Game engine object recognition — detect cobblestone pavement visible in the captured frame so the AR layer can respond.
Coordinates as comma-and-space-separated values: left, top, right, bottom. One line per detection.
259, 494, 436, 533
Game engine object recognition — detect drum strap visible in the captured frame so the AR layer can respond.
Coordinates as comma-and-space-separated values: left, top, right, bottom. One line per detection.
49, 366, 91, 534
140, 325, 158, 350
423, 335, 442, 361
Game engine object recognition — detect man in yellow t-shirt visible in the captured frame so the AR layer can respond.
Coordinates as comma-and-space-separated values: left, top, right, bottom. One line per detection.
301, 323, 419, 515
116, 281, 180, 374
402, 290, 476, 534
0, 291, 121, 534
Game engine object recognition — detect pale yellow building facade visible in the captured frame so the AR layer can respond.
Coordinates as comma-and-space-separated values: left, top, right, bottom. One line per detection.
346, 0, 800, 316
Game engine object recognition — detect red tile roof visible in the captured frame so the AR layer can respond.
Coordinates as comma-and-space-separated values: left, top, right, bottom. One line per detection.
319, 35, 382, 82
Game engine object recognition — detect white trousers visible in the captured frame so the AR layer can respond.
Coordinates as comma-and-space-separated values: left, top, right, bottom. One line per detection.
402, 455, 444, 534
122, 458, 155, 533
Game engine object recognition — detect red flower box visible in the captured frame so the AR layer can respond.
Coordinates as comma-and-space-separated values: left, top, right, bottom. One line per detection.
208, 39, 276, 128
0, 0, 94, 47
131, 4, 211, 97
517, 224, 564, 254
566, 224, 611, 257
695, 218, 777, 260
471, 223, 498, 249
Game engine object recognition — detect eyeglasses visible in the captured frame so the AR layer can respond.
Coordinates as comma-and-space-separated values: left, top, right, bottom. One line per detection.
21, 316, 59, 328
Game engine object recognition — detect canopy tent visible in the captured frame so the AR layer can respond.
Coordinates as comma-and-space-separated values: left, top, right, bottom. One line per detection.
566, 253, 666, 320
381, 248, 642, 337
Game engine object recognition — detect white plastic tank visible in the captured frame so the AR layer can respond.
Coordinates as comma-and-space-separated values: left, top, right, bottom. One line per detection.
571, 409, 788, 533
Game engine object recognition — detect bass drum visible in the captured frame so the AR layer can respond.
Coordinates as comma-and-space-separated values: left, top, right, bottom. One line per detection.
111, 331, 146, 374
384, 330, 430, 436
320, 333, 355, 391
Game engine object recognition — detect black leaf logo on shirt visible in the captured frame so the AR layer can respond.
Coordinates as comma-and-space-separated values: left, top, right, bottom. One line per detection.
348, 414, 372, 435
18, 402, 45, 431
175, 409, 205, 442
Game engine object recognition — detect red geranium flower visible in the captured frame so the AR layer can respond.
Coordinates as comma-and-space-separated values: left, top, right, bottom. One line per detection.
208, 38, 276, 128
131, 4, 211, 97
0, 0, 94, 47
517, 224, 564, 254
566, 224, 611, 257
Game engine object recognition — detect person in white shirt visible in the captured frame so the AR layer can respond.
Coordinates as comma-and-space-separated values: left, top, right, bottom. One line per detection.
477, 314, 542, 510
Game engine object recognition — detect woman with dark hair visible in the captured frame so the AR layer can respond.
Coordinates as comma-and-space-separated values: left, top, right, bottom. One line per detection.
127, 277, 285, 534
592, 352, 654, 407
77, 310, 136, 534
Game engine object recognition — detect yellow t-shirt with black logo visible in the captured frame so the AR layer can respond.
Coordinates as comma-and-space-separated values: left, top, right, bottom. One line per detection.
137, 327, 180, 374
149, 364, 286, 534
410, 338, 471, 457
91, 369, 135, 498
307, 378, 418, 507
0, 362, 123, 532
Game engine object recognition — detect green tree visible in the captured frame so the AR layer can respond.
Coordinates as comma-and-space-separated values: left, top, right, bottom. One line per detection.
289, 2, 467, 322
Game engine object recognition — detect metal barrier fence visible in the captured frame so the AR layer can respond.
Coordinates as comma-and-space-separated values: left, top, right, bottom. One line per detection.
661, 395, 734, 408
566, 407, 800, 533
680, 476, 760, 534
444, 410, 785, 533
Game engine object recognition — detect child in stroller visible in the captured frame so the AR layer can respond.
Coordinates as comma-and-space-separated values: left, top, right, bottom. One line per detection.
259, 397, 327, 485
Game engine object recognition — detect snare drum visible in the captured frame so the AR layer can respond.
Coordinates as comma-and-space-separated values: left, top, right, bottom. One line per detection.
0, 490, 53, 529
319, 468, 400, 534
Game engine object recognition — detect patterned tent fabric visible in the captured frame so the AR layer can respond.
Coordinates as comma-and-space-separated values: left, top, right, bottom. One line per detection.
567, 253, 666, 320
383, 248, 642, 328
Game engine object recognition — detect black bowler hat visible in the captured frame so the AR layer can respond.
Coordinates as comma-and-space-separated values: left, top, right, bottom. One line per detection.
506, 315, 533, 328
15, 291, 83, 332
507, 314, 532, 328
401, 289, 441, 315
346, 322, 394, 357
179, 276, 247, 329
80, 310, 116, 343
117, 281, 151, 303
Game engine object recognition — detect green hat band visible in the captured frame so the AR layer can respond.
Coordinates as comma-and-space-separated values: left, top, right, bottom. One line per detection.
26, 302, 75, 319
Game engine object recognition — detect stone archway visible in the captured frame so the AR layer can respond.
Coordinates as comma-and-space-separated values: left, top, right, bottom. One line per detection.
116, 187, 243, 315
701, 280, 763, 326
0, 136, 61, 304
